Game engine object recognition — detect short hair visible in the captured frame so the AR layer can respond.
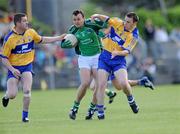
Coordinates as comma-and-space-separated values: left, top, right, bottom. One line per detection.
72, 10, 84, 18
14, 13, 27, 25
126, 12, 139, 23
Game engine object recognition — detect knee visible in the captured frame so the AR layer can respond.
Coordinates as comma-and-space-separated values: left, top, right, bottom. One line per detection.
98, 80, 107, 89
115, 85, 122, 91
119, 81, 129, 90
8, 93, 16, 99
23, 90, 31, 98
81, 81, 90, 89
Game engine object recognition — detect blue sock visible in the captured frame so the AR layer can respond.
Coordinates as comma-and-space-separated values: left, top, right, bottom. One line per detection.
138, 79, 144, 85
22, 111, 28, 119
127, 95, 135, 105
96, 104, 104, 117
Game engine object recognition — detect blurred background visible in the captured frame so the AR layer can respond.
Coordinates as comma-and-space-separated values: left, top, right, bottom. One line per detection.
0, 0, 180, 90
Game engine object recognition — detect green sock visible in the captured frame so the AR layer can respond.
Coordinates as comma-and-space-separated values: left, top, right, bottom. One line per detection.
105, 89, 114, 97
88, 102, 96, 111
72, 101, 80, 110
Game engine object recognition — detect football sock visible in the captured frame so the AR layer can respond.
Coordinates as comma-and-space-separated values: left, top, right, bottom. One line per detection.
127, 95, 135, 104
96, 104, 104, 117
72, 101, 80, 110
22, 111, 28, 119
105, 89, 114, 97
88, 102, 96, 111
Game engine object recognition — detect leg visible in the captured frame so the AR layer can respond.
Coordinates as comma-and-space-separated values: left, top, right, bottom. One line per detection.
105, 73, 117, 104
105, 88, 117, 104
75, 68, 91, 102
112, 77, 155, 89
69, 68, 91, 120
89, 78, 95, 91
2, 78, 19, 107
90, 77, 116, 104
128, 77, 154, 90
85, 68, 98, 120
137, 76, 155, 90
128, 80, 139, 87
96, 69, 109, 119
91, 68, 98, 105
114, 69, 139, 114
21, 72, 33, 122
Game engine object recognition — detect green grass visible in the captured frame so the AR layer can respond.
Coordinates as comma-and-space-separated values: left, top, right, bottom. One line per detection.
0, 85, 180, 134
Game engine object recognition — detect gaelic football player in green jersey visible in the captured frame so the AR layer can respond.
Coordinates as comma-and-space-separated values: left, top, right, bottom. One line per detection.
61, 10, 106, 120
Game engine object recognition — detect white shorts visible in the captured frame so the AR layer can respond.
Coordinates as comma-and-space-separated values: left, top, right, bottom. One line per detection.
78, 54, 100, 69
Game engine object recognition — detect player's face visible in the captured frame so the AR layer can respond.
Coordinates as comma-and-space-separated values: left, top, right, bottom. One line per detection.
18, 16, 29, 31
72, 14, 85, 28
124, 16, 134, 31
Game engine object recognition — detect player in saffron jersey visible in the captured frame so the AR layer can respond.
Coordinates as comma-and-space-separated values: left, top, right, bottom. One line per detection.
91, 12, 142, 119
1, 13, 65, 122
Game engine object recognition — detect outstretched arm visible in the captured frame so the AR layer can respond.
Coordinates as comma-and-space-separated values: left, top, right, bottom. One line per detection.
41, 34, 66, 44
91, 14, 109, 22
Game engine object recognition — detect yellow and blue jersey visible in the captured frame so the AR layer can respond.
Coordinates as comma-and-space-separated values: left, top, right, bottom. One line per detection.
102, 17, 139, 54
2, 28, 42, 66
98, 17, 139, 73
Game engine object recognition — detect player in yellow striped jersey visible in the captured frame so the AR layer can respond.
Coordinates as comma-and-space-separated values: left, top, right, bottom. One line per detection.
1, 13, 65, 122
91, 12, 141, 119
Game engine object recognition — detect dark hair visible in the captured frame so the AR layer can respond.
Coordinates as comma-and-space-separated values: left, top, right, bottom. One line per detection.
126, 12, 139, 23
72, 10, 84, 18
14, 13, 26, 25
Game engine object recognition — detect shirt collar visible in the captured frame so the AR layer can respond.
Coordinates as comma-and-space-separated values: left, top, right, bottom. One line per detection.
12, 27, 26, 35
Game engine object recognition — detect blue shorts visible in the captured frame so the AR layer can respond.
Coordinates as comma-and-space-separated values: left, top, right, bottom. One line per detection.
7, 63, 34, 80
98, 50, 127, 74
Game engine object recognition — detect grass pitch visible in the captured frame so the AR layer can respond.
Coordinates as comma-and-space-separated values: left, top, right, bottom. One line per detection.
0, 85, 180, 134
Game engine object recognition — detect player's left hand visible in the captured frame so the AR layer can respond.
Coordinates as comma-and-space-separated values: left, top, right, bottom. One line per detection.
60, 34, 67, 40
60, 40, 72, 48
111, 51, 119, 59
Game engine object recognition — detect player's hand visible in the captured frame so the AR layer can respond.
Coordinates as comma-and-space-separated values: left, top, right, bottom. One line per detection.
91, 14, 99, 20
60, 40, 73, 48
12, 68, 21, 79
60, 33, 67, 40
111, 51, 119, 59
98, 31, 106, 38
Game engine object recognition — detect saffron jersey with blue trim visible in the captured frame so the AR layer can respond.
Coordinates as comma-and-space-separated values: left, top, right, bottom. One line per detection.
2, 28, 42, 66
102, 17, 139, 54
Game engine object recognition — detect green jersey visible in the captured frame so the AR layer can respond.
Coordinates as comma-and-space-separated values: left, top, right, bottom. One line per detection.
68, 19, 107, 56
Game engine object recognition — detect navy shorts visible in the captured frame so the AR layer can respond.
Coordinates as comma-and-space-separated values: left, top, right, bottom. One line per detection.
98, 50, 127, 74
7, 63, 34, 80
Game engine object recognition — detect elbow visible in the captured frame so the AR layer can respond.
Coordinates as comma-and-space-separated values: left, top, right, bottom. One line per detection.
1, 57, 8, 64
2, 58, 6, 64
124, 50, 130, 56
124, 53, 128, 56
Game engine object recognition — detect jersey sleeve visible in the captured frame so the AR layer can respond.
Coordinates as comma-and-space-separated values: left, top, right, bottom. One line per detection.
30, 29, 42, 44
67, 25, 81, 55
2, 40, 13, 59
85, 18, 107, 30
68, 25, 78, 34
108, 17, 123, 28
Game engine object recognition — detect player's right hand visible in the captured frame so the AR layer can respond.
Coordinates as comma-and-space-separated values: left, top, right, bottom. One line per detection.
60, 40, 73, 48
12, 68, 21, 79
